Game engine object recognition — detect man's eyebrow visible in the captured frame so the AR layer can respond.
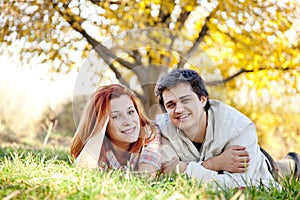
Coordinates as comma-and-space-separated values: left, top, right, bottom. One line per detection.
179, 95, 191, 100
164, 100, 174, 105
164, 95, 191, 105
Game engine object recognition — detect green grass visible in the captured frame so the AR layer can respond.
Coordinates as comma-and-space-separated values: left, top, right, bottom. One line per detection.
0, 146, 299, 200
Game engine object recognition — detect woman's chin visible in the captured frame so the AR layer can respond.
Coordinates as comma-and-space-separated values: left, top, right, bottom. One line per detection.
127, 136, 139, 143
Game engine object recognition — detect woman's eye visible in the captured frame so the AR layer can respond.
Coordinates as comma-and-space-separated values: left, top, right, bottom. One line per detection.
112, 115, 120, 119
128, 110, 135, 115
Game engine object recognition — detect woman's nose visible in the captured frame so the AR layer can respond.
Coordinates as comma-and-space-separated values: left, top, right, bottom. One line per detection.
122, 117, 132, 126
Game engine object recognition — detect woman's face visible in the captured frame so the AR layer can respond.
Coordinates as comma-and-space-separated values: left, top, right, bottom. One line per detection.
107, 94, 140, 150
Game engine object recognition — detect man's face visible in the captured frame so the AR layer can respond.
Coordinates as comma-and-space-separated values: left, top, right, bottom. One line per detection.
162, 83, 207, 137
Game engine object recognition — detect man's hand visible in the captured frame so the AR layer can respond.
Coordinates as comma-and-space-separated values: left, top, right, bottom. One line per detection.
202, 145, 250, 173
162, 157, 188, 174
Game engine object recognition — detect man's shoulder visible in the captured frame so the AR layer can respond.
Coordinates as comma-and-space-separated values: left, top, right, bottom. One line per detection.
209, 99, 254, 134
156, 113, 169, 124
210, 100, 252, 122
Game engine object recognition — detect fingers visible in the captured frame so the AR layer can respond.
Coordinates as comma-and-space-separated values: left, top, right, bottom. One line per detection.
237, 150, 249, 157
230, 145, 246, 151
237, 161, 249, 172
236, 153, 250, 166
235, 156, 250, 172
230, 146, 249, 159
229, 146, 249, 158
162, 157, 179, 168
227, 146, 250, 173
162, 157, 180, 173
235, 167, 248, 173
237, 155, 250, 162
237, 159, 249, 167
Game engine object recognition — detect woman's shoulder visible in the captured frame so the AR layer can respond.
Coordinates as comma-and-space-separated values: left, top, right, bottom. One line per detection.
145, 121, 161, 136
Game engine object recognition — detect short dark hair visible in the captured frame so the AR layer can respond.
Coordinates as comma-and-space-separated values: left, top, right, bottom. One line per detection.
155, 69, 210, 112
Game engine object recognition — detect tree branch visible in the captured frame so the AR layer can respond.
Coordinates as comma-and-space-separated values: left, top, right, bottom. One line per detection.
131, 50, 143, 65
176, 10, 191, 30
177, 15, 210, 68
206, 67, 293, 86
53, 2, 138, 68
52, 1, 147, 92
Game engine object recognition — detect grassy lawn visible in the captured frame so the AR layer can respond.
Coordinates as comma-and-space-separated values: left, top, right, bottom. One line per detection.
0, 145, 299, 200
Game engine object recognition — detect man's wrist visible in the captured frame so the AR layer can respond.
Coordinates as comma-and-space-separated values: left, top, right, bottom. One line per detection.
201, 158, 219, 172
201, 159, 210, 169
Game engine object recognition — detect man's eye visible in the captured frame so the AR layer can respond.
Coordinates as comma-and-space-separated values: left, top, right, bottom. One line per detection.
182, 99, 190, 103
166, 103, 175, 109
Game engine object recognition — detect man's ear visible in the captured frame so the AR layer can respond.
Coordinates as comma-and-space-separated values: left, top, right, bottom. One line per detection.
200, 96, 207, 107
159, 98, 167, 113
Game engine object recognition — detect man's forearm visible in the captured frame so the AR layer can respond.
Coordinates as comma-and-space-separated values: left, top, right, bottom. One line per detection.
201, 157, 221, 172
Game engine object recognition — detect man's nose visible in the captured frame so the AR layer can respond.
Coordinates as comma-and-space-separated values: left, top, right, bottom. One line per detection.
175, 103, 183, 113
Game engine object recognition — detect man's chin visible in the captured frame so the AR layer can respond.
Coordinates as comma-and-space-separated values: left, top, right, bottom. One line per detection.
176, 123, 191, 132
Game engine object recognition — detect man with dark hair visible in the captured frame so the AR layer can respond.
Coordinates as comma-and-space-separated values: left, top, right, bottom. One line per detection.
155, 68, 299, 188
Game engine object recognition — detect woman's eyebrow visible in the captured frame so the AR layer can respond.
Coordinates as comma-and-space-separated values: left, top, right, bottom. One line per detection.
112, 105, 134, 113
126, 106, 135, 110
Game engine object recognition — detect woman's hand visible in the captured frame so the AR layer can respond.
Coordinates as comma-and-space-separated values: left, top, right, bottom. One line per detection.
202, 145, 250, 173
162, 157, 187, 174
75, 117, 109, 168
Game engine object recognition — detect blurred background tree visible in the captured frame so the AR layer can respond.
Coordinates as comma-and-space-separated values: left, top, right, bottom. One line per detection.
1, 0, 299, 158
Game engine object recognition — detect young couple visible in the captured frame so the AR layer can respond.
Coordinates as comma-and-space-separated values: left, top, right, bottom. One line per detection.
70, 69, 299, 188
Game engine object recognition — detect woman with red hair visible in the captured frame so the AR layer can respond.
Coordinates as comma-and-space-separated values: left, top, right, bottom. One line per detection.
70, 84, 161, 173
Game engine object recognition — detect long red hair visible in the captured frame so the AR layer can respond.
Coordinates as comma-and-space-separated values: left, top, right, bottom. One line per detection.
70, 84, 155, 159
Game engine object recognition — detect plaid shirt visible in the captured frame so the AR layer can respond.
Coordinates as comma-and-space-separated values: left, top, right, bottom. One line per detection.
99, 126, 161, 171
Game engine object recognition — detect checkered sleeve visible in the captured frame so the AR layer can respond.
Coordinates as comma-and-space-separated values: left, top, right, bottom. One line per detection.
139, 124, 161, 170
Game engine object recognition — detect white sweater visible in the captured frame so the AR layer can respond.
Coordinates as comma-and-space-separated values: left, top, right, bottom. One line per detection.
157, 100, 279, 188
